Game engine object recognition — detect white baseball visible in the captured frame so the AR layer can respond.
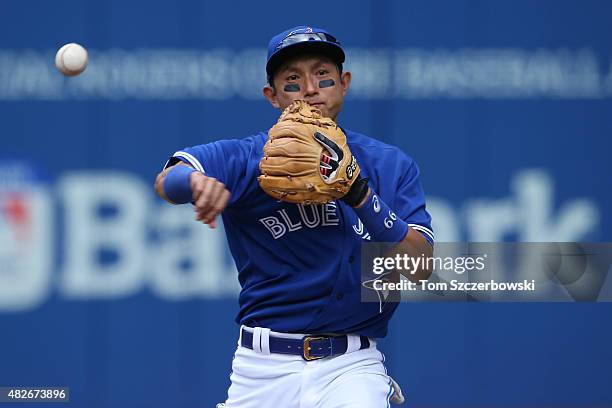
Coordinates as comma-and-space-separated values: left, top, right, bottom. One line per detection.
55, 43, 88, 76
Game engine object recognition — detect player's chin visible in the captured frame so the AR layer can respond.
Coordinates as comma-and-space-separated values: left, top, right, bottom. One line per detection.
312, 103, 330, 117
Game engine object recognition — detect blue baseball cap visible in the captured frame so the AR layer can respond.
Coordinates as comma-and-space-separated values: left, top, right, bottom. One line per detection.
266, 26, 345, 80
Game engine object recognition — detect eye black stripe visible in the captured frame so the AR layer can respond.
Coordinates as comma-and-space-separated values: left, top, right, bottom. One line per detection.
318, 79, 335, 88
284, 84, 300, 92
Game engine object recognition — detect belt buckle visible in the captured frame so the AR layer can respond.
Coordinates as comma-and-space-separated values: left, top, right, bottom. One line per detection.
302, 336, 327, 361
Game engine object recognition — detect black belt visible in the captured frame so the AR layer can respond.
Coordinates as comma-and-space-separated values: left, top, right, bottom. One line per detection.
241, 328, 370, 361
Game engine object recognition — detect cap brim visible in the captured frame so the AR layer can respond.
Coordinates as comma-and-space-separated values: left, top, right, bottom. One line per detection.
266, 41, 345, 78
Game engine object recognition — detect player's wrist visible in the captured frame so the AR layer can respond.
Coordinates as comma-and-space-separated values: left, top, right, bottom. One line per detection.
341, 175, 370, 207
353, 187, 371, 208
163, 165, 196, 204
189, 170, 206, 188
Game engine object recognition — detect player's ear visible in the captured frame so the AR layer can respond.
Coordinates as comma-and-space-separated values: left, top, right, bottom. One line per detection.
263, 84, 281, 109
340, 71, 351, 97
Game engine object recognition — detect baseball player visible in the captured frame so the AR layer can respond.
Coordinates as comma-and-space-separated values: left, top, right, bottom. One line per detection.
155, 26, 434, 407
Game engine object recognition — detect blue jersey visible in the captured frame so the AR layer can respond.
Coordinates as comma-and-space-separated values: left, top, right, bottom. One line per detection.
166, 129, 433, 338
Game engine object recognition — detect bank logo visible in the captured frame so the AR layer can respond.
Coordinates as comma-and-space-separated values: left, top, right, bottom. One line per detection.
0, 161, 52, 312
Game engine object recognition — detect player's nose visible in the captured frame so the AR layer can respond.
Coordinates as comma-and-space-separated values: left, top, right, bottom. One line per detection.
303, 75, 319, 96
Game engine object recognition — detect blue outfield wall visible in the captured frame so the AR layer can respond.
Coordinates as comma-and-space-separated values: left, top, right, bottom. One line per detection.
1, 1, 611, 407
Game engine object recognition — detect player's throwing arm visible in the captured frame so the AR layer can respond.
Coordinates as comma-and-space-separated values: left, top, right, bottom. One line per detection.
155, 162, 231, 229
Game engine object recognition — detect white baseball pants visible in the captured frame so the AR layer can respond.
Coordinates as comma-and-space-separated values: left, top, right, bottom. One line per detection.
217, 326, 403, 408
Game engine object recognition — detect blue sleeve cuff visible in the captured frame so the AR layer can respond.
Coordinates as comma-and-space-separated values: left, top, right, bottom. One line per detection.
352, 193, 409, 243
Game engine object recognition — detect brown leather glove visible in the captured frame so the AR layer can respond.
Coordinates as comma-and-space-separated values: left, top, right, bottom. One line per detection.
258, 100, 360, 204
